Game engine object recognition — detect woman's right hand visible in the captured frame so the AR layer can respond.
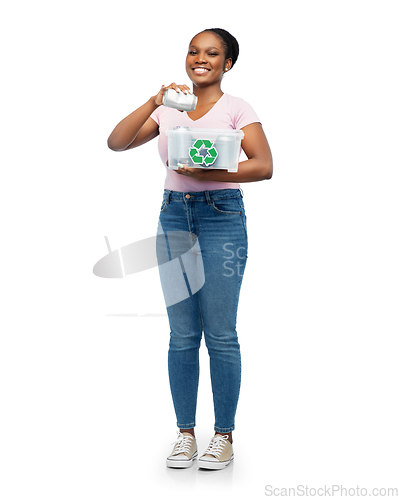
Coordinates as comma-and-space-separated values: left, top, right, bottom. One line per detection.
153, 83, 192, 106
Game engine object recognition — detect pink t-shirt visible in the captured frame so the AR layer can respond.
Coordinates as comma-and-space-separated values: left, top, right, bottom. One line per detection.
150, 93, 261, 192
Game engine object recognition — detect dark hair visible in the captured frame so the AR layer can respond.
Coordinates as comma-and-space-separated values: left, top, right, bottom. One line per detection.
202, 28, 239, 69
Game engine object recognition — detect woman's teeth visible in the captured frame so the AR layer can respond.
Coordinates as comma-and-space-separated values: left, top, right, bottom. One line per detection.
193, 68, 209, 74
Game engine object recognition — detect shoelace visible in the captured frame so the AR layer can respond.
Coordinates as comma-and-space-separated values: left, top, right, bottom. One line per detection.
203, 434, 229, 458
171, 431, 194, 455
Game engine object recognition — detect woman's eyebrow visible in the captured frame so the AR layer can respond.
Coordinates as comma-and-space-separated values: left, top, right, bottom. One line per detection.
189, 45, 220, 50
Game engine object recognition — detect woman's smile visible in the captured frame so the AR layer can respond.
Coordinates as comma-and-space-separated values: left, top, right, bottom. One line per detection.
192, 66, 211, 75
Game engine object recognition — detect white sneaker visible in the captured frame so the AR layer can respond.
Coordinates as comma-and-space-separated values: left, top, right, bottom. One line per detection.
198, 434, 234, 470
166, 431, 198, 468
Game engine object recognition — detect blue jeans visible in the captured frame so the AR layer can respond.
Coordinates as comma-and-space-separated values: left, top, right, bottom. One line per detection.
156, 189, 248, 433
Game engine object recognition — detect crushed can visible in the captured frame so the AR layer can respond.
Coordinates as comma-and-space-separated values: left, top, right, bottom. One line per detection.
163, 88, 197, 112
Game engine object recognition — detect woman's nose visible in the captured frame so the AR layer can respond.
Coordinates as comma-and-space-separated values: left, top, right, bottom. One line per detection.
196, 53, 207, 64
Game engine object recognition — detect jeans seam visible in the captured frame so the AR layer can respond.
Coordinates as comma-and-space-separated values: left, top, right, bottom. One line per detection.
177, 422, 196, 429
193, 202, 201, 238
214, 425, 235, 433
183, 198, 192, 234
211, 206, 242, 215
211, 197, 242, 215
197, 289, 204, 333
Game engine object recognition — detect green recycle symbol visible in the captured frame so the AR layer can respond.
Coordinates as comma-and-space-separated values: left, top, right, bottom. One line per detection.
189, 139, 218, 166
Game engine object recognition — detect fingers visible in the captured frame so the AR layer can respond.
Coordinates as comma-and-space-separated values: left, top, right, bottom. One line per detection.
154, 82, 191, 106
154, 85, 167, 106
164, 83, 192, 95
176, 163, 188, 175
176, 163, 197, 175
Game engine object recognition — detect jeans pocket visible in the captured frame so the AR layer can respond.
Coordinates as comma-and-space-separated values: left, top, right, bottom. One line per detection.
160, 199, 168, 213
211, 197, 242, 214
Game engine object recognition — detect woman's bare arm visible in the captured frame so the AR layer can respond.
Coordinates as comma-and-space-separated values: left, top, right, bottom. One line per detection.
107, 97, 160, 151
107, 83, 191, 152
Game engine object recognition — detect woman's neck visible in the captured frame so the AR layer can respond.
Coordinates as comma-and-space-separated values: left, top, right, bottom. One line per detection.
193, 84, 224, 106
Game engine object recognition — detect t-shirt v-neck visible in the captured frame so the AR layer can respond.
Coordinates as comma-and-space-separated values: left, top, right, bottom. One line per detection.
185, 93, 225, 122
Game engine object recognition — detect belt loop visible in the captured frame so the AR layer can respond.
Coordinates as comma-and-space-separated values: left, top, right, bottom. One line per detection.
165, 190, 171, 204
205, 190, 212, 205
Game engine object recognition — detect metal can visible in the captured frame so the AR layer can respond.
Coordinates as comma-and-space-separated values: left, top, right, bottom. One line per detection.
214, 134, 236, 169
163, 89, 198, 112
171, 126, 192, 167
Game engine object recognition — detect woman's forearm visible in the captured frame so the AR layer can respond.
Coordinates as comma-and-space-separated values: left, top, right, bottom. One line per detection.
194, 157, 273, 183
107, 97, 159, 151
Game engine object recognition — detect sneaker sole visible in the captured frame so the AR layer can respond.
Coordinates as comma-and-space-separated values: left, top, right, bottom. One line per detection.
198, 454, 234, 470
166, 452, 198, 468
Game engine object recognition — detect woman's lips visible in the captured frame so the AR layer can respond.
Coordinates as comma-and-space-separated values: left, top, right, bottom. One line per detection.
192, 67, 210, 75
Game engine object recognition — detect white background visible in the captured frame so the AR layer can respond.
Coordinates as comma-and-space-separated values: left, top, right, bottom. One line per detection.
1, 0, 398, 498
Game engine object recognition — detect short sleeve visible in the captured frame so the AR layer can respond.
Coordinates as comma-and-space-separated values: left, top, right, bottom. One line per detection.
150, 106, 161, 126
231, 96, 261, 130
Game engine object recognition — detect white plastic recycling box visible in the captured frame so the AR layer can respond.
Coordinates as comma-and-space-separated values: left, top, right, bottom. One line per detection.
166, 127, 244, 172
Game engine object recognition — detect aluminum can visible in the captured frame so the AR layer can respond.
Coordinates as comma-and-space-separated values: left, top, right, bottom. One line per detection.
214, 134, 236, 169
163, 89, 198, 112
171, 126, 192, 166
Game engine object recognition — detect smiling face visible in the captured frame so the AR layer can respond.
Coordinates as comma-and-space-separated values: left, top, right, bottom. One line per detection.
186, 31, 232, 88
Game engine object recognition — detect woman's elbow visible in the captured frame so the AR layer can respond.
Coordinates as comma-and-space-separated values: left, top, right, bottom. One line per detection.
107, 136, 126, 152
260, 159, 273, 180
265, 167, 273, 180
107, 136, 120, 151
107, 136, 118, 151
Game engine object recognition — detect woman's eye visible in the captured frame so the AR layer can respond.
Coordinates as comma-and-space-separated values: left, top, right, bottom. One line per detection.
188, 51, 219, 56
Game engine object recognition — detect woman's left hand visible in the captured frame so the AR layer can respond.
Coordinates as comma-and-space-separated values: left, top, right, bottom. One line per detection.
175, 164, 208, 180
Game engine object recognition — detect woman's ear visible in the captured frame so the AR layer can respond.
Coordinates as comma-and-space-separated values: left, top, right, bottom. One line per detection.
224, 58, 233, 72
